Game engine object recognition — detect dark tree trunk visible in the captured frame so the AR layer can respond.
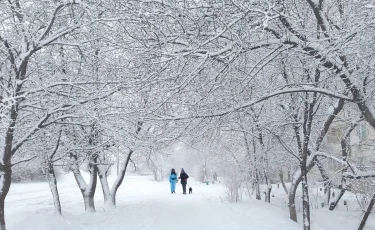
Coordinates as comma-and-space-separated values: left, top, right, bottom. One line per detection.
0, 101, 18, 230
255, 171, 261, 200
288, 174, 301, 222
358, 193, 375, 230
0, 199, 5, 230
301, 162, 311, 230
0, 165, 11, 230
46, 161, 62, 215
265, 187, 271, 203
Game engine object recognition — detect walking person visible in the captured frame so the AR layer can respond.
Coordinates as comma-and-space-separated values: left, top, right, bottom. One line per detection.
178, 168, 189, 194
169, 168, 177, 194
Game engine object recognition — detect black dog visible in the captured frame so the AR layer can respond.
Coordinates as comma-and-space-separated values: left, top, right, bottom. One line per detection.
189, 187, 193, 194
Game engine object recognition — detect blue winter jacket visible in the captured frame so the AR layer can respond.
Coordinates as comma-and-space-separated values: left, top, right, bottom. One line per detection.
169, 173, 177, 182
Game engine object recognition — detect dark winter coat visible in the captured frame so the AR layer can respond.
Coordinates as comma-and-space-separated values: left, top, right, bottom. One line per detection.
179, 172, 189, 184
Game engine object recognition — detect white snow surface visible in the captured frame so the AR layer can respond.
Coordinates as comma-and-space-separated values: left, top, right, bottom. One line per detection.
5, 173, 375, 230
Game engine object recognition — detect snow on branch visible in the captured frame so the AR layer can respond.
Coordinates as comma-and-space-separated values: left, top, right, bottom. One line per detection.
11, 155, 37, 167
157, 87, 353, 121
315, 151, 375, 179
11, 86, 123, 156
343, 171, 375, 179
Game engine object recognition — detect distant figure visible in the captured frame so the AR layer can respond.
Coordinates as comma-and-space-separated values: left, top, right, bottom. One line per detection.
169, 168, 177, 194
179, 168, 189, 195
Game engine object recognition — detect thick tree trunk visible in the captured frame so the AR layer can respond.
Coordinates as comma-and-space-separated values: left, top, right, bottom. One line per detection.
71, 156, 98, 212
358, 193, 375, 230
0, 165, 11, 230
46, 162, 62, 215
0, 199, 5, 230
0, 102, 18, 230
97, 165, 115, 208
81, 168, 97, 212
83, 195, 95, 212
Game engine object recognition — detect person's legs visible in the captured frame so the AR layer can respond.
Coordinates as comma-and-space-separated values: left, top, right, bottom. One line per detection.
182, 183, 186, 194
171, 181, 176, 193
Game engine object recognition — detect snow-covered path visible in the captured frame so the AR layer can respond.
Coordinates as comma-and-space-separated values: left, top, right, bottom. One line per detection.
6, 175, 300, 230
5, 174, 374, 230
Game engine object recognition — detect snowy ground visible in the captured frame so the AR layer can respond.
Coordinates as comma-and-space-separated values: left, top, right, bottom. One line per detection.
5, 174, 375, 230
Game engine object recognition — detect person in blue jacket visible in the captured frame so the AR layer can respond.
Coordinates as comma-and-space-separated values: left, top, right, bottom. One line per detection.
169, 168, 177, 194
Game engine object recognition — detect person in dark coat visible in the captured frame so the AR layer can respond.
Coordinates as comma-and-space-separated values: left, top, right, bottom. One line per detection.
169, 168, 177, 194
178, 168, 189, 194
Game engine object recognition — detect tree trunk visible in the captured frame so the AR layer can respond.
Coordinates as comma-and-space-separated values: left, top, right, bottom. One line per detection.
83, 195, 95, 212
265, 186, 271, 203
264, 174, 272, 203
301, 164, 311, 230
108, 122, 142, 206
358, 193, 375, 230
0, 102, 18, 230
255, 171, 261, 200
0, 164, 11, 230
82, 167, 97, 212
46, 161, 62, 215
110, 150, 134, 206
288, 155, 318, 222
97, 165, 115, 208
315, 160, 331, 205
330, 123, 356, 211
0, 199, 5, 230
96, 149, 135, 208
288, 175, 300, 222
329, 187, 346, 211
279, 171, 288, 194
71, 156, 98, 212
